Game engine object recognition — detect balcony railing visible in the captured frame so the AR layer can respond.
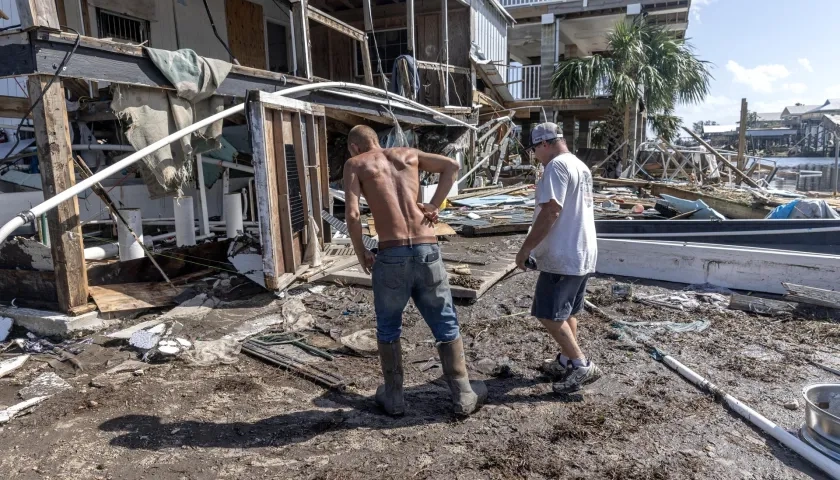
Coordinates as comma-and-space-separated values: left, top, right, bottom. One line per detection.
507, 64, 541, 100
499, 0, 578, 8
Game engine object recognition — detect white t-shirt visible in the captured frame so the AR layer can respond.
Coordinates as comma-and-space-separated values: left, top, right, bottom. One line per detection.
530, 152, 597, 276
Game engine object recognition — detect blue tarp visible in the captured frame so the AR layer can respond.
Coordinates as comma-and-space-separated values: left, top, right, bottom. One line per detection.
766, 199, 840, 219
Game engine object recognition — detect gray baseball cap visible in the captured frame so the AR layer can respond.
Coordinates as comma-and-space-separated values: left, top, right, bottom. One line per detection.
528, 122, 563, 148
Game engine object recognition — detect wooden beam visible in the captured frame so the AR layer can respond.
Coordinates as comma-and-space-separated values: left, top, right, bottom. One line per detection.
0, 95, 30, 118
415, 60, 471, 75
291, 113, 311, 245
737, 98, 748, 171
28, 74, 89, 314
360, 36, 374, 86
728, 294, 796, 317
248, 103, 284, 290
783, 283, 840, 310
406, 0, 415, 56
305, 114, 325, 248
682, 127, 762, 189
316, 115, 331, 242
307, 6, 366, 41
15, 0, 60, 29
291, 0, 313, 79
440, 0, 449, 106
503, 98, 613, 111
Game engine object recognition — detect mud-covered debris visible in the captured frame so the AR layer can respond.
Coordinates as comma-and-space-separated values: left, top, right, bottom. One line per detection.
450, 275, 483, 290
19, 372, 71, 400
340, 328, 378, 357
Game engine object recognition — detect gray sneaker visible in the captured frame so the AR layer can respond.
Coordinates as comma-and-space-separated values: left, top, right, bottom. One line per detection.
552, 361, 602, 394
541, 354, 569, 380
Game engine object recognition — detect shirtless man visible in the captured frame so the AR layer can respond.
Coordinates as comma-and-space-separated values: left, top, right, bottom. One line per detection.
343, 125, 487, 417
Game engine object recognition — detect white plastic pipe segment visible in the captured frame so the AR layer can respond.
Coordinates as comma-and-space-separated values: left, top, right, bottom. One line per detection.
661, 354, 840, 480
117, 209, 145, 261
0, 82, 474, 245
174, 196, 197, 247
224, 193, 244, 238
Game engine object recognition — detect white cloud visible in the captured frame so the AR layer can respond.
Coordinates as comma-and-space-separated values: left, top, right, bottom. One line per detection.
826, 85, 840, 98
782, 83, 808, 94
798, 58, 813, 73
690, 0, 717, 23
726, 61, 790, 93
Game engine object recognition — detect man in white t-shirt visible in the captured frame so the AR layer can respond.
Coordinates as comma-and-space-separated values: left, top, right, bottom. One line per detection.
515, 122, 602, 394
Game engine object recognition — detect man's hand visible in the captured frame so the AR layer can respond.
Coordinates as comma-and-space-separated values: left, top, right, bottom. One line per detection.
358, 249, 376, 275
515, 247, 530, 271
417, 203, 440, 226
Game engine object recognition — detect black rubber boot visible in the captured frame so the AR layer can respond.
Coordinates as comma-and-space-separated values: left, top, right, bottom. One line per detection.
375, 340, 405, 416
437, 337, 487, 415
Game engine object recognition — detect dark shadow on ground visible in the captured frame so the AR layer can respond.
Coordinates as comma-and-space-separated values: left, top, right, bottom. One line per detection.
99, 374, 579, 451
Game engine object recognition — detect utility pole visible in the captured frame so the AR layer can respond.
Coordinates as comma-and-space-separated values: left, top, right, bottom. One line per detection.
737, 98, 748, 171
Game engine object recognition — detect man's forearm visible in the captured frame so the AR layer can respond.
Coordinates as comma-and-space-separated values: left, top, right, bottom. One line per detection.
347, 218, 367, 257
429, 167, 458, 208
521, 209, 558, 253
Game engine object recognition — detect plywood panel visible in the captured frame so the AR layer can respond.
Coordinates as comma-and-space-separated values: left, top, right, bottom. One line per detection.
330, 30, 355, 81
310, 24, 331, 79
225, 0, 267, 69
89, 282, 183, 313
448, 7, 470, 68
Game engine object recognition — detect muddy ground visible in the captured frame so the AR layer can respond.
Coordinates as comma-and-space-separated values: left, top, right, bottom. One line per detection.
1, 235, 839, 480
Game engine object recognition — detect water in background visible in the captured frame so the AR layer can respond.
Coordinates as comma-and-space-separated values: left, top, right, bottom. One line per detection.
773, 156, 838, 168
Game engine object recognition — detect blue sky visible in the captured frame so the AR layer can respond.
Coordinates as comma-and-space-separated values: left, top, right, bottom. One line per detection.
675, 0, 840, 127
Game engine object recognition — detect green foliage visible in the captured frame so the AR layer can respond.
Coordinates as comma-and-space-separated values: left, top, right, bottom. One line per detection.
550, 18, 712, 141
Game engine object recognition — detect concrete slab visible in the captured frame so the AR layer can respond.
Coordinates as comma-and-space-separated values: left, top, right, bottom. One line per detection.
0, 307, 106, 337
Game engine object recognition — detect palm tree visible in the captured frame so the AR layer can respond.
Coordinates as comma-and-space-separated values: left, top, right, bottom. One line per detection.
550, 18, 712, 163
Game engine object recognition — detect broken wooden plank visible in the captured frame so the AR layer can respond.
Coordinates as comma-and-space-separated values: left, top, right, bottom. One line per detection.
367, 219, 456, 237
325, 255, 517, 299
89, 283, 184, 314
300, 255, 360, 283
782, 283, 840, 310
728, 294, 796, 316
649, 184, 771, 219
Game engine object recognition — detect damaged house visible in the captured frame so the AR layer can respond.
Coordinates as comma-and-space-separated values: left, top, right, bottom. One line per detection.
0, 0, 513, 318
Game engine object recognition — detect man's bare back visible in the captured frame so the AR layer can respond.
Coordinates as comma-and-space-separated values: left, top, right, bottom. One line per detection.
346, 147, 430, 243
344, 127, 459, 273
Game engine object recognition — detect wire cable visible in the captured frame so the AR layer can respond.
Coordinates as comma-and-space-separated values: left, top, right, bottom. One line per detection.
1, 26, 81, 164
202, 0, 240, 66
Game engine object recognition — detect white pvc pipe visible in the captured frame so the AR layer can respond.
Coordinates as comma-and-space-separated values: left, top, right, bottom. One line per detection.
173, 196, 196, 247
661, 354, 840, 480
224, 193, 244, 238
117, 208, 144, 261
84, 230, 213, 260
0, 82, 474, 244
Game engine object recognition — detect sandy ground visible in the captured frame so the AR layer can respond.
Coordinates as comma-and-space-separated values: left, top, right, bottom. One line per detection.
0, 236, 839, 480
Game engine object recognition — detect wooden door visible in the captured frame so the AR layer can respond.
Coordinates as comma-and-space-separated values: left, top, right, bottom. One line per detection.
225, 0, 266, 69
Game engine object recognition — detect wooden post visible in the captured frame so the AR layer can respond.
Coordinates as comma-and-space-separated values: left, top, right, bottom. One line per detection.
834, 133, 839, 197
306, 115, 325, 247
316, 115, 332, 242
737, 98, 747, 170
440, 0, 449, 106
361, 0, 375, 85
360, 37, 374, 86
28, 75, 89, 314
406, 0, 415, 57
15, 0, 60, 29
291, 0, 313, 79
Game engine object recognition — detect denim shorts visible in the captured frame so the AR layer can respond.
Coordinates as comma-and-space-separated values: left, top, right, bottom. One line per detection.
371, 244, 460, 343
531, 272, 589, 322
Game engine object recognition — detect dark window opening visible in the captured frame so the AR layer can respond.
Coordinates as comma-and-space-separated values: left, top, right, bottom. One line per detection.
355, 29, 409, 77
267, 21, 290, 74
96, 8, 150, 45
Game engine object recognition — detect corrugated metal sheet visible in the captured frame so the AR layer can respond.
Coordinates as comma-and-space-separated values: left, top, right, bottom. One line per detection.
473, 0, 511, 82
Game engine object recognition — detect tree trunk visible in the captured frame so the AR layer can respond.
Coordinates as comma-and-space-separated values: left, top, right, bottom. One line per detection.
602, 105, 625, 178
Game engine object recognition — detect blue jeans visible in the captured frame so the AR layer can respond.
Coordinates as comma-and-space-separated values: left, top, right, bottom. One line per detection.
371, 244, 460, 343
